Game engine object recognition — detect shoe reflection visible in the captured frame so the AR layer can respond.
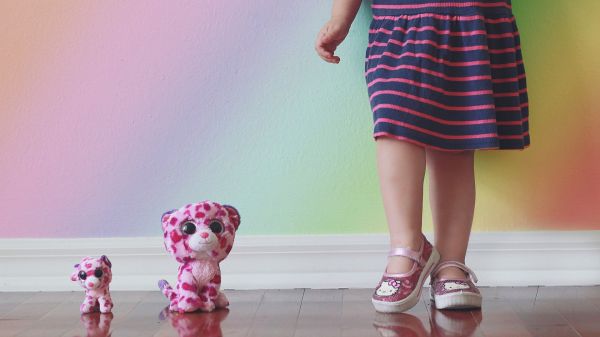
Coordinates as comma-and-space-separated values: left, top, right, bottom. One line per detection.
79, 313, 113, 337
159, 307, 229, 337
429, 305, 482, 337
373, 307, 482, 337
373, 312, 430, 337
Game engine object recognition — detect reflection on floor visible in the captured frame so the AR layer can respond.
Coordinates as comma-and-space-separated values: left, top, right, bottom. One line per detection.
0, 286, 598, 337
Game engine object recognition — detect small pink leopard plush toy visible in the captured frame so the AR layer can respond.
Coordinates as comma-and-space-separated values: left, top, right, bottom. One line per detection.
71, 255, 113, 313
159, 201, 240, 313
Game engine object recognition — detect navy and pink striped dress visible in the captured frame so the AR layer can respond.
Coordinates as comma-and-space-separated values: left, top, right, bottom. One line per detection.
365, 0, 530, 151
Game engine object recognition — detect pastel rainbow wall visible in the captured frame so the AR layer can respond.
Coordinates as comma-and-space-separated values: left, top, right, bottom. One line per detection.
1, 1, 598, 238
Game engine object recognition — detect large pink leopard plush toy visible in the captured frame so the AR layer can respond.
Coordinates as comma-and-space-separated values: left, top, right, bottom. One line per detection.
71, 255, 113, 313
159, 201, 240, 313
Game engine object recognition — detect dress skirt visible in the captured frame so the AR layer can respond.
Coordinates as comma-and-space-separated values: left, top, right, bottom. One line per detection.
365, 0, 530, 151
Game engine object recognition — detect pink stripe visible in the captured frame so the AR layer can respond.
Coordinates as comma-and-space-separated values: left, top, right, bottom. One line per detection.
498, 131, 529, 139
495, 102, 528, 111
487, 31, 519, 38
372, 13, 515, 24
366, 52, 490, 70
375, 118, 498, 139
366, 52, 521, 73
488, 45, 520, 54
373, 103, 496, 125
486, 17, 516, 24
371, 90, 495, 111
496, 107, 520, 112
493, 88, 527, 98
368, 38, 490, 52
496, 117, 528, 126
491, 60, 523, 69
369, 26, 487, 37
372, 2, 511, 9
493, 92, 518, 98
492, 73, 526, 83
368, 77, 493, 97
366, 63, 491, 82
368, 38, 520, 54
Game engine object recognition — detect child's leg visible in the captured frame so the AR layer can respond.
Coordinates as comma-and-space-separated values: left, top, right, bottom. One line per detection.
376, 138, 426, 274
425, 148, 476, 280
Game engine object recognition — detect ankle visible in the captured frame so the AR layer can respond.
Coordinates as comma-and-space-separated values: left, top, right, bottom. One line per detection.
390, 233, 423, 251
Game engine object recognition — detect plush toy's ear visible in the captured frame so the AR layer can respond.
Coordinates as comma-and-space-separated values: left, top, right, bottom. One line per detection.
161, 209, 177, 231
222, 205, 240, 230
71, 264, 80, 282
101, 255, 112, 269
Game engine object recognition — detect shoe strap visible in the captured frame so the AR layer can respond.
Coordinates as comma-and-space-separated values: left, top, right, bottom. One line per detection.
431, 261, 478, 283
388, 235, 425, 267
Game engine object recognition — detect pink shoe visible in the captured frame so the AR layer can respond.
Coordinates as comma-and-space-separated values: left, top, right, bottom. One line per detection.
429, 261, 482, 310
372, 234, 440, 313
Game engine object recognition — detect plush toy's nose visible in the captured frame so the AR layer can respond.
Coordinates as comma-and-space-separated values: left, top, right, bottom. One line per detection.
200, 232, 209, 239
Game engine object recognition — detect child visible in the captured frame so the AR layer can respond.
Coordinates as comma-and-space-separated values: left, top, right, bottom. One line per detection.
315, 0, 529, 312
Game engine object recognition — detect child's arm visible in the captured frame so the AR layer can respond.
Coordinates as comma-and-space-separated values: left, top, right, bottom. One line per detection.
315, 0, 362, 64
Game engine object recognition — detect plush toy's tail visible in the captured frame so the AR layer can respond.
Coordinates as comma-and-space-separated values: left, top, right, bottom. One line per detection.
158, 279, 177, 302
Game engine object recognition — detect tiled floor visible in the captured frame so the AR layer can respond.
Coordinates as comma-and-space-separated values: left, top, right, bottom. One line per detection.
0, 286, 599, 337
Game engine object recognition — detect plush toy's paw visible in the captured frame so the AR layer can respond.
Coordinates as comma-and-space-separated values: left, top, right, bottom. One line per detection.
98, 297, 113, 313
169, 301, 179, 312
214, 292, 229, 308
198, 301, 216, 312
177, 298, 216, 313
99, 304, 113, 313
80, 302, 99, 314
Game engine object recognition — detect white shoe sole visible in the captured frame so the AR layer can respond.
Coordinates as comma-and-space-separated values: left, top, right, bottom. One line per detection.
372, 248, 440, 313
431, 290, 482, 310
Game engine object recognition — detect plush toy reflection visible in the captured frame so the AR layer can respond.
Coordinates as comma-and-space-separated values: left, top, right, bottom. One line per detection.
79, 312, 113, 337
71, 256, 113, 313
159, 201, 240, 312
160, 307, 229, 337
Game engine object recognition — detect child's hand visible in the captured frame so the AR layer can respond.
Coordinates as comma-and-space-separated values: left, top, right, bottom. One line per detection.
315, 19, 351, 64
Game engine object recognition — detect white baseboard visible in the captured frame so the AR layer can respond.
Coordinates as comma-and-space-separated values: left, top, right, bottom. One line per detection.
0, 231, 599, 291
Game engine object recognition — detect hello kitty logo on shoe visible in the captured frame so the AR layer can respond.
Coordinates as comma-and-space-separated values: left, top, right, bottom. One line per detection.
70, 255, 113, 313
376, 280, 400, 296
376, 278, 413, 297
443, 281, 470, 291
158, 200, 240, 313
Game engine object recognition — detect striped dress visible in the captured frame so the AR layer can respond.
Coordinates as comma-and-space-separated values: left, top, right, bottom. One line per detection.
365, 0, 530, 151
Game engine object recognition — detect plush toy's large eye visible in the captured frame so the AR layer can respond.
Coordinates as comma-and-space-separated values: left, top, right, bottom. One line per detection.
94, 268, 103, 278
209, 220, 223, 234
78, 271, 87, 280
181, 221, 197, 235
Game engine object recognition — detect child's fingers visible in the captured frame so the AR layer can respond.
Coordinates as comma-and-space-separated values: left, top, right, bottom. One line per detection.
315, 24, 341, 63
319, 53, 340, 64
315, 43, 339, 63
329, 55, 341, 63
315, 40, 333, 57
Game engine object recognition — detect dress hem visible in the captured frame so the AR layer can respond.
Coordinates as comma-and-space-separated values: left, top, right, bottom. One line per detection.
373, 132, 530, 152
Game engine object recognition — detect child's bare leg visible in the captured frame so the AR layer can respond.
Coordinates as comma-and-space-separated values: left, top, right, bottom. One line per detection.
425, 148, 476, 280
376, 138, 426, 273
